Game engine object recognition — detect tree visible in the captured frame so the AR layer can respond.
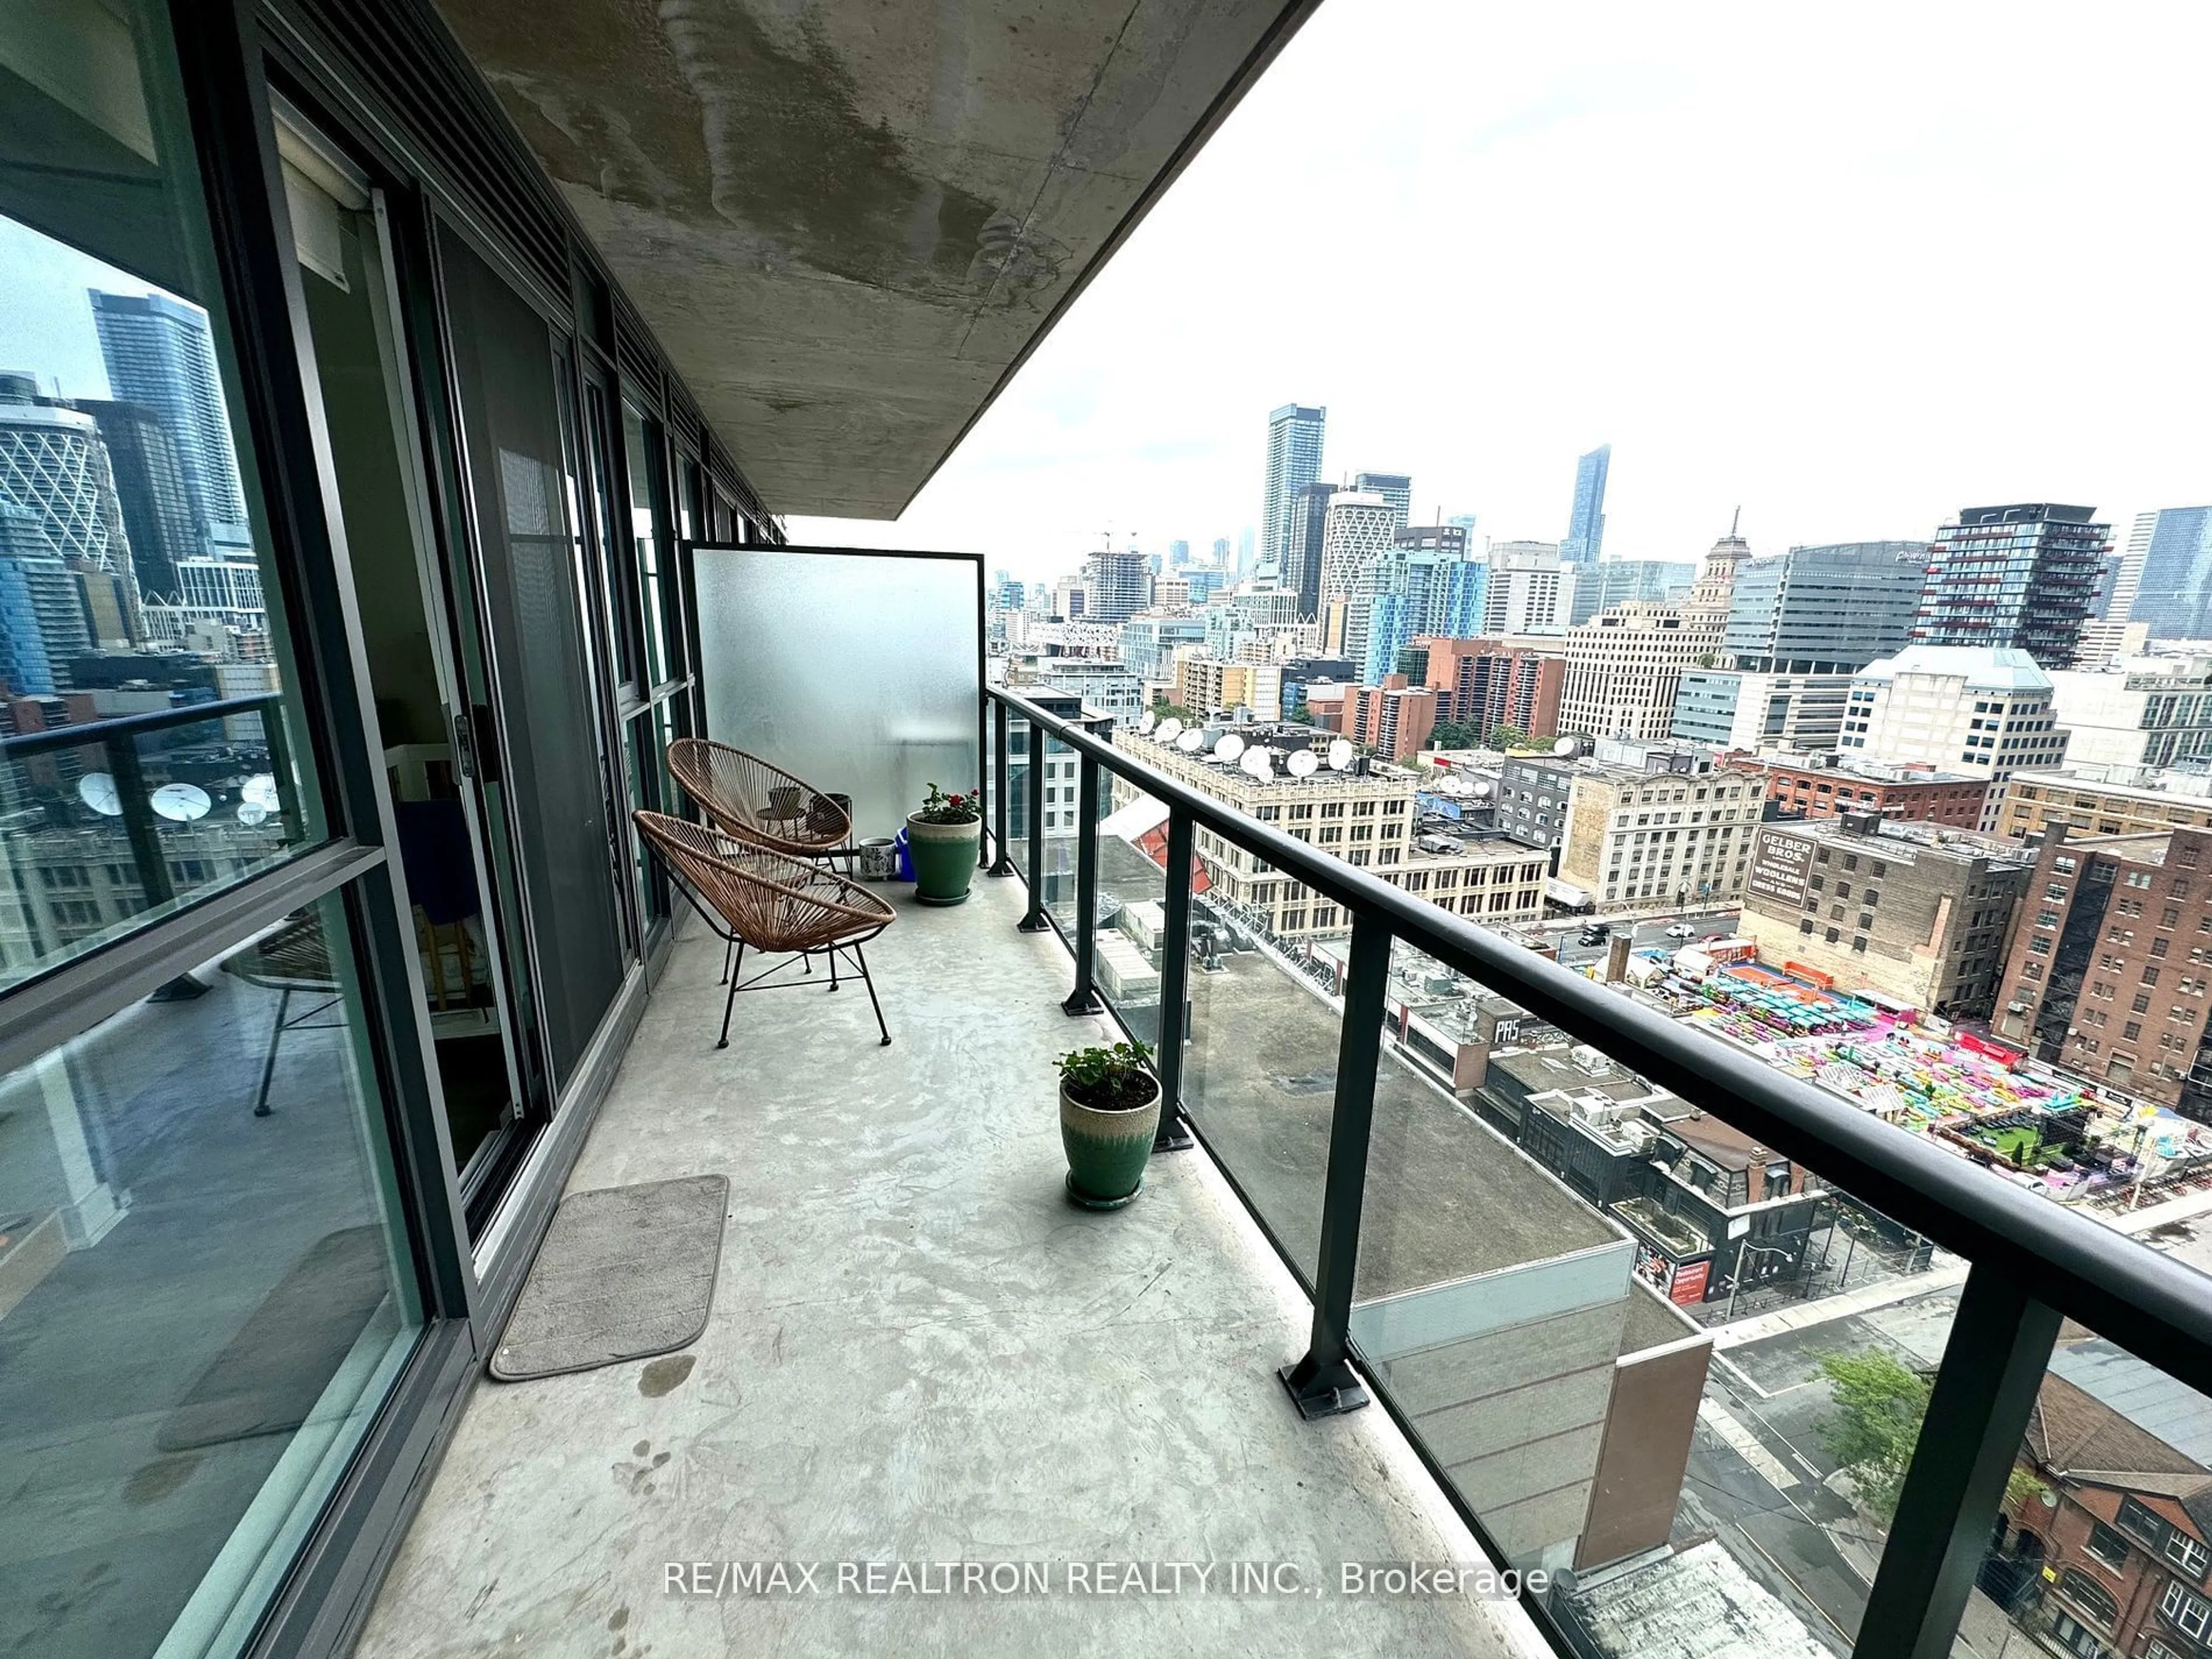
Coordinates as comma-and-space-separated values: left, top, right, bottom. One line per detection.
1430, 719, 1482, 749
1150, 699, 1198, 722
1486, 725, 1529, 750
1815, 1349, 1930, 1521
1285, 705, 1315, 726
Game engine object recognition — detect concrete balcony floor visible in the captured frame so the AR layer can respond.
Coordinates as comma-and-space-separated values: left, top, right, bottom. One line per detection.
356, 873, 1551, 1657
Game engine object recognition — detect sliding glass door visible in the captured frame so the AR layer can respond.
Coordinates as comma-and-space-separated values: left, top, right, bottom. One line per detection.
432, 228, 627, 1099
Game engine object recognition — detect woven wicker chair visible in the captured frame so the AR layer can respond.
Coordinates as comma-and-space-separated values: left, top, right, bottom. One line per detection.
666, 738, 851, 862
632, 809, 895, 1048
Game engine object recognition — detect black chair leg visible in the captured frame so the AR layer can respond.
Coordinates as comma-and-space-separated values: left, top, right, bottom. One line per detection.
253, 986, 291, 1116
829, 945, 840, 991
853, 944, 891, 1046
720, 934, 735, 985
717, 939, 745, 1049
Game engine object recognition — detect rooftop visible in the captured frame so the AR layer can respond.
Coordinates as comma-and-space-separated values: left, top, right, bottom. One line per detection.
1762, 755, 1987, 786
2009, 762, 2212, 804
1854, 645, 2054, 692
1756, 813, 2036, 865
2048, 1338, 2212, 1471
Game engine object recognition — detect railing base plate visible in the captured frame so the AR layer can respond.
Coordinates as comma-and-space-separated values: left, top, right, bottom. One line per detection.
1061, 988, 1105, 1017
1279, 1357, 1369, 1421
1017, 915, 1052, 934
1152, 1111, 1195, 1153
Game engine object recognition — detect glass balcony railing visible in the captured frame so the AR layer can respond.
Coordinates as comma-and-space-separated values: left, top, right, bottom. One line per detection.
0, 693, 307, 991
984, 681, 2212, 1659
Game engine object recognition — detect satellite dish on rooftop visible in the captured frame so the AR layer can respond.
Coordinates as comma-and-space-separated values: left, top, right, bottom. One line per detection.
1138, 709, 1157, 734
1241, 748, 1275, 780
1326, 738, 1355, 771
1438, 777, 1474, 798
78, 772, 121, 816
1287, 748, 1319, 778
1176, 729, 1205, 752
1471, 779, 1494, 799
150, 782, 211, 823
1155, 717, 1183, 743
237, 802, 269, 827
241, 773, 280, 812
1552, 736, 1582, 758
1214, 732, 1246, 763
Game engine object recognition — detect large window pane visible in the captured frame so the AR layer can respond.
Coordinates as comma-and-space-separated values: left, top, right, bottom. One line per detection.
0, 0, 328, 987
440, 230, 627, 1090
0, 889, 423, 1658
620, 403, 671, 688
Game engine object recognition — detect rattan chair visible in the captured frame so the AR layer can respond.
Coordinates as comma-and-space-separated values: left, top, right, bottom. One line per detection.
666, 738, 851, 862
632, 809, 895, 1048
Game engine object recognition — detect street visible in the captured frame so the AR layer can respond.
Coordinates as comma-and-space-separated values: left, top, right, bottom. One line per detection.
1543, 908, 1741, 969
1675, 1282, 1962, 1653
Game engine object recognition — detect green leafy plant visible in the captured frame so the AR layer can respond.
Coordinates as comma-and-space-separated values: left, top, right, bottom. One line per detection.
1056, 1041, 1156, 1111
1815, 1348, 1931, 1521
914, 783, 982, 825
2005, 1466, 2055, 1514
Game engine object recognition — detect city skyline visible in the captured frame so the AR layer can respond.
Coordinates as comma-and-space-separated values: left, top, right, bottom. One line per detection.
791, 0, 2212, 585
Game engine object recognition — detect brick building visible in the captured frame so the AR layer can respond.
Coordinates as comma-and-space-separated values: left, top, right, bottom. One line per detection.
1990, 1338, 2212, 1659
1348, 674, 1437, 762
1994, 825, 2212, 1113
1761, 756, 1990, 830
1414, 635, 1566, 737
1998, 765, 2212, 843
1737, 813, 2035, 1018
1119, 724, 1547, 941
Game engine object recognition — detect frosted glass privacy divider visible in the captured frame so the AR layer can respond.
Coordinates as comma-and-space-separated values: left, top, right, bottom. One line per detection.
692, 546, 983, 847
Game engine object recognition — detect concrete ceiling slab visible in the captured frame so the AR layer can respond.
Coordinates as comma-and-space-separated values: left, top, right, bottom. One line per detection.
430, 0, 1316, 519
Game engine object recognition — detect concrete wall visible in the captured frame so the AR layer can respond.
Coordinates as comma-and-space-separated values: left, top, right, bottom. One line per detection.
1352, 1240, 1633, 1570
1577, 1301, 1713, 1569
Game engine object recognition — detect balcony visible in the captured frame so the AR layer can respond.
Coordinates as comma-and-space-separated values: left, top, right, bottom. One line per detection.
341, 665, 2212, 1659
354, 873, 1551, 1658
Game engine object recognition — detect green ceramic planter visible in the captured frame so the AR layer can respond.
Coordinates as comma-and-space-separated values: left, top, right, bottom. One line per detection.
1059, 1075, 1161, 1210
906, 813, 980, 905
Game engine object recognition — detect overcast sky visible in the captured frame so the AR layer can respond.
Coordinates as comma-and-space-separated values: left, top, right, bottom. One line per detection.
791, 0, 2212, 586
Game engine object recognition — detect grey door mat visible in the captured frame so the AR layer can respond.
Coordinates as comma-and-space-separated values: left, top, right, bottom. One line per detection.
490, 1173, 728, 1382
159, 1225, 392, 1450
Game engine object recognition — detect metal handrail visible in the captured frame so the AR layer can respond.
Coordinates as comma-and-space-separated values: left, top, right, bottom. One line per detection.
988, 682, 2212, 1387
0, 692, 285, 760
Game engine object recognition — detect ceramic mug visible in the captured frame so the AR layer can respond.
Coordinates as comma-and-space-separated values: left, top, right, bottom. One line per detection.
858, 837, 896, 881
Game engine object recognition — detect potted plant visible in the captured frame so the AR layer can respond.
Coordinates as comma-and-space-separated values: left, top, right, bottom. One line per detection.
1056, 1041, 1161, 1209
906, 783, 982, 905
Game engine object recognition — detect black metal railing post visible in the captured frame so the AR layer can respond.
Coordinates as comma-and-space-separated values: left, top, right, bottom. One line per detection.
1061, 754, 1104, 1015
1018, 719, 1050, 933
259, 705, 299, 842
1281, 909, 1389, 1419
105, 733, 175, 908
988, 698, 1015, 877
1151, 805, 1195, 1152
1853, 1267, 2061, 1658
